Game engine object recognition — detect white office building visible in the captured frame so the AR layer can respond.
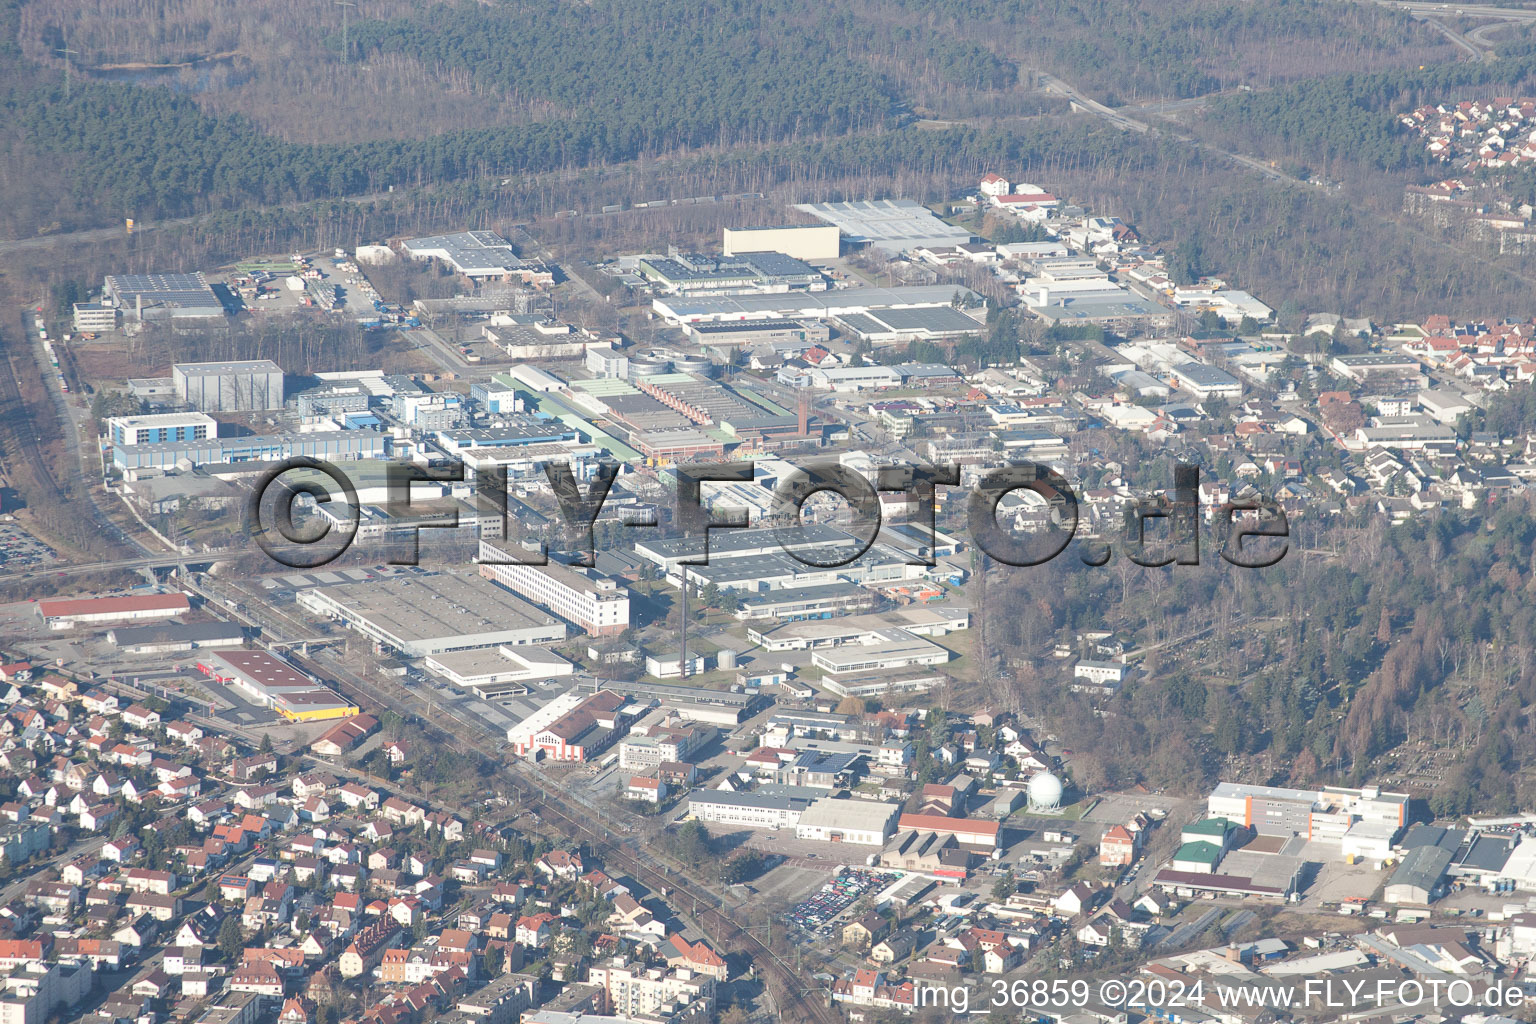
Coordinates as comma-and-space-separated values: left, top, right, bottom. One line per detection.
477, 543, 630, 636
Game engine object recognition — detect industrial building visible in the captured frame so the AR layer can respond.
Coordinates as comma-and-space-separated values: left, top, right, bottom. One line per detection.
576, 678, 764, 725
107, 621, 245, 654
833, 306, 987, 345
293, 568, 565, 657
423, 645, 574, 696
173, 360, 285, 412
399, 231, 551, 283
681, 544, 921, 595
72, 302, 119, 333
749, 607, 970, 651
1170, 362, 1243, 401
197, 650, 359, 722
686, 787, 819, 830
1330, 353, 1424, 381
880, 830, 970, 875
810, 634, 950, 675
1384, 844, 1455, 904
618, 725, 714, 770
793, 200, 974, 253
294, 381, 372, 417
1026, 292, 1176, 332
1150, 867, 1298, 901
296, 569, 566, 657
893, 813, 1000, 850
722, 225, 841, 261
686, 319, 829, 347
1206, 782, 1408, 844
651, 284, 979, 325
436, 420, 582, 452
820, 671, 946, 699
111, 431, 385, 471
506, 689, 632, 761
36, 592, 189, 630
794, 798, 900, 845
633, 373, 803, 448
635, 250, 825, 297
733, 583, 877, 621
636, 523, 892, 574
106, 412, 217, 448
476, 543, 630, 636
482, 317, 589, 359
103, 272, 226, 320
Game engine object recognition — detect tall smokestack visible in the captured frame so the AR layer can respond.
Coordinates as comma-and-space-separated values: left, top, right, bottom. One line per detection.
797, 393, 809, 436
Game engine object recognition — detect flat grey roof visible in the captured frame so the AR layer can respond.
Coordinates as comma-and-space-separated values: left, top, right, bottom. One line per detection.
105, 273, 221, 309
1335, 353, 1419, 365
836, 313, 887, 337
689, 790, 814, 812
401, 230, 531, 273
1173, 362, 1241, 387
1029, 294, 1171, 320
797, 797, 899, 830
794, 199, 974, 252
656, 284, 978, 320
173, 359, 284, 375
1388, 844, 1454, 892
578, 677, 757, 708
307, 570, 560, 644
1457, 834, 1515, 872
867, 306, 985, 333
690, 319, 813, 334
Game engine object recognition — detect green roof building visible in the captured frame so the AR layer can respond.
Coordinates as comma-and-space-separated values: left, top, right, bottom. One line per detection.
1172, 840, 1224, 873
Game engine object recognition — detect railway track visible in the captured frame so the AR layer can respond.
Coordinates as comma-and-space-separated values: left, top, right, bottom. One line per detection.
193, 575, 840, 1023
0, 321, 67, 504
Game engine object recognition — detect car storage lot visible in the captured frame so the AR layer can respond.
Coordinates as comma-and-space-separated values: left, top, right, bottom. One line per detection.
788, 868, 901, 930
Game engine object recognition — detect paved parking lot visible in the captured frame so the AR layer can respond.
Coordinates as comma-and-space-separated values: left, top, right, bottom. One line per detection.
787, 867, 901, 931
1082, 791, 1178, 825
0, 520, 58, 574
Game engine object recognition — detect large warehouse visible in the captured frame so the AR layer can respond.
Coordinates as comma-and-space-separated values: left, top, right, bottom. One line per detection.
173, 360, 285, 412
36, 593, 189, 630
111, 431, 385, 471
296, 569, 566, 658
197, 649, 359, 722
399, 231, 549, 283
102, 272, 225, 321
722, 225, 841, 261
793, 200, 973, 253
794, 798, 900, 845
833, 306, 986, 344
424, 645, 574, 697
651, 284, 979, 325
895, 813, 1001, 850
108, 621, 245, 654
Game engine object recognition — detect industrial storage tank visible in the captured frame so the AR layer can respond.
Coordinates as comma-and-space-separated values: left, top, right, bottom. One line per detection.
1027, 771, 1064, 813
715, 648, 737, 671
628, 349, 673, 376
669, 352, 716, 376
